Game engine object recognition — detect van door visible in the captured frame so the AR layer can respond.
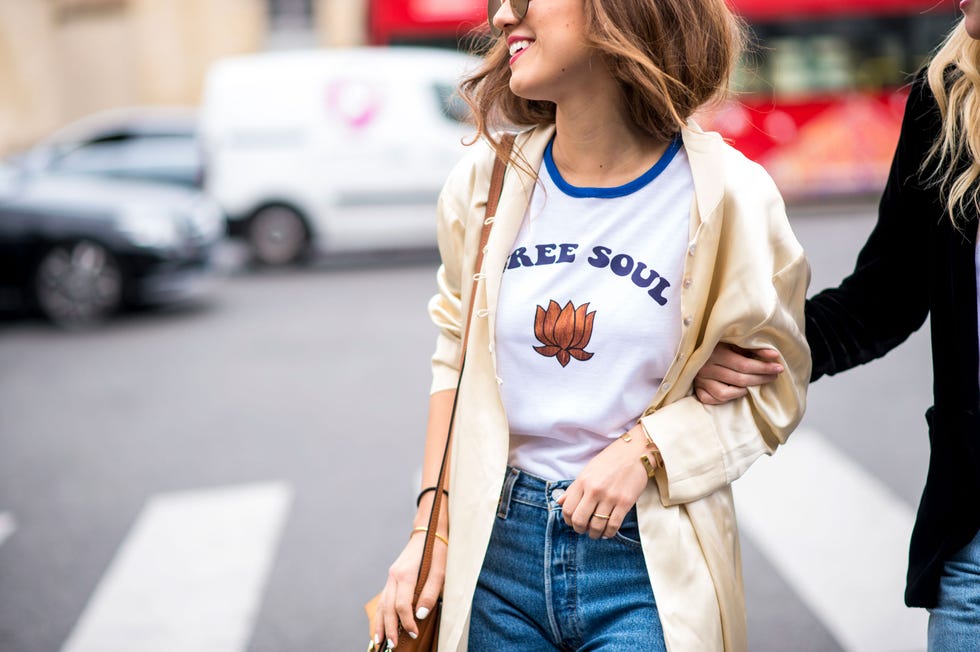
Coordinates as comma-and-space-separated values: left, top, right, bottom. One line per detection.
313, 58, 470, 251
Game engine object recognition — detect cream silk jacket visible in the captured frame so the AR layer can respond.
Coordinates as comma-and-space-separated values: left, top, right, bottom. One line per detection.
427, 124, 811, 651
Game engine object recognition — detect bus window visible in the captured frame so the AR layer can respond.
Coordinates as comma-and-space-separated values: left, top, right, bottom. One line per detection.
704, 10, 959, 200
739, 15, 956, 100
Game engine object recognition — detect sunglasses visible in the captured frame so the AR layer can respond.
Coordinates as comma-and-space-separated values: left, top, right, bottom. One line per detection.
488, 0, 530, 37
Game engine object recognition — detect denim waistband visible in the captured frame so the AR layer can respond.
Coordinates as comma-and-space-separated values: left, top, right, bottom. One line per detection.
497, 466, 574, 519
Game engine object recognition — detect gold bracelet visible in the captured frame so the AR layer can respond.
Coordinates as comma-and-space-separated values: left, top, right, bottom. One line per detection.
619, 431, 632, 443
640, 454, 659, 478
410, 527, 449, 546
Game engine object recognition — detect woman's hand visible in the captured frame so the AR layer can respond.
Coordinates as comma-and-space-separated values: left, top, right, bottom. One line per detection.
558, 428, 650, 540
694, 343, 784, 405
374, 531, 447, 650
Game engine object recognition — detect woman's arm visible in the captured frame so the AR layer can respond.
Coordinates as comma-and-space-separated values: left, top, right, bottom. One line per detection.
373, 150, 481, 648
805, 76, 937, 381
694, 72, 942, 403
374, 390, 454, 649
644, 247, 811, 506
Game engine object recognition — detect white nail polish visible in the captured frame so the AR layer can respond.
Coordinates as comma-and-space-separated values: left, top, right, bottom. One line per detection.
416, 606, 430, 620
374, 634, 380, 646
386, 639, 395, 651
409, 631, 418, 639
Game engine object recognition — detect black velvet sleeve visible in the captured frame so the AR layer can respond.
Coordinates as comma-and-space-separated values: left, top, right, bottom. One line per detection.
806, 71, 941, 381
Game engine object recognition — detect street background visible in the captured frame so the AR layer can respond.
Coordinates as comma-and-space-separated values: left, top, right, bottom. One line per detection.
0, 1, 951, 651
0, 201, 933, 652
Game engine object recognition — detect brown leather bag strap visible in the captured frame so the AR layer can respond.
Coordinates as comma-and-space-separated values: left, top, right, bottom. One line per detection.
414, 132, 516, 603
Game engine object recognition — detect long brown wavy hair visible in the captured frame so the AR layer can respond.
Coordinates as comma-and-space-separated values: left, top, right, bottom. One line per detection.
925, 19, 980, 227
461, 0, 746, 163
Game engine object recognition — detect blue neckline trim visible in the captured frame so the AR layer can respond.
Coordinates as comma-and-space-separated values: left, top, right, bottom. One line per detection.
544, 135, 682, 199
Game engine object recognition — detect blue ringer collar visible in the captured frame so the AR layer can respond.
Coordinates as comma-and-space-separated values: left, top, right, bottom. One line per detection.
544, 134, 682, 199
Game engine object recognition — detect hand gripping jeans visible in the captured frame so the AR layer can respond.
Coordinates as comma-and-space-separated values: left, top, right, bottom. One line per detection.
928, 526, 980, 650
468, 467, 667, 651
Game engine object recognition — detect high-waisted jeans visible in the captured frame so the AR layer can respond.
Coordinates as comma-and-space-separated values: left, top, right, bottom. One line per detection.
928, 526, 980, 650
468, 467, 666, 651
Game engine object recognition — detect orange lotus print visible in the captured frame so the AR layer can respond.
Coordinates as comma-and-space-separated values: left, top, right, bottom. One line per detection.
533, 300, 596, 367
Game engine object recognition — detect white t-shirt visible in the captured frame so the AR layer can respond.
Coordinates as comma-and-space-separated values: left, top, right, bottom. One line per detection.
495, 137, 693, 480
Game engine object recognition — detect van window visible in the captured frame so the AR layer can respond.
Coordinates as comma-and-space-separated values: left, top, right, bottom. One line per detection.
434, 83, 473, 125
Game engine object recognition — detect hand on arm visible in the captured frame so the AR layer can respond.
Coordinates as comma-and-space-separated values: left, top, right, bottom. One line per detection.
693, 343, 784, 405
557, 423, 659, 540
374, 389, 454, 649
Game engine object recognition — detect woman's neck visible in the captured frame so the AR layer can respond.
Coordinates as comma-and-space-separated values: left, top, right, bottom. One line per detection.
551, 97, 674, 188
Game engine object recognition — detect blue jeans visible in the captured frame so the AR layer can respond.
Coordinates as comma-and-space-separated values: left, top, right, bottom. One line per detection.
468, 467, 666, 651
928, 527, 980, 650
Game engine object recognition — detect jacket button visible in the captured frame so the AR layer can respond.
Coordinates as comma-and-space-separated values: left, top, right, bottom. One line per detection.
688, 244, 696, 256
683, 316, 693, 327
683, 278, 692, 289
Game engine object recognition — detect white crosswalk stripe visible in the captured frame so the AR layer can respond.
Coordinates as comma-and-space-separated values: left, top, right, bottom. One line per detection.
735, 428, 927, 652
0, 512, 15, 548
60, 482, 292, 652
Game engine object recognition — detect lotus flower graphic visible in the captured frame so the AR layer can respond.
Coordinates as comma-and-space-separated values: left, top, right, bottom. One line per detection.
533, 300, 596, 367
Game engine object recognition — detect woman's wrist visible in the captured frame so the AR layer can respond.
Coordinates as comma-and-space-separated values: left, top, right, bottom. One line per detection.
415, 486, 449, 507
415, 481, 447, 505
414, 491, 450, 531
620, 422, 663, 479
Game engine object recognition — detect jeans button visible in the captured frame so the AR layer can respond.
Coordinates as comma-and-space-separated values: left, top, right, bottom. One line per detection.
551, 488, 565, 501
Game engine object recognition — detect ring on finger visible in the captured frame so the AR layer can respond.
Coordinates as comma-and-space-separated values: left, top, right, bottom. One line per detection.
592, 512, 611, 520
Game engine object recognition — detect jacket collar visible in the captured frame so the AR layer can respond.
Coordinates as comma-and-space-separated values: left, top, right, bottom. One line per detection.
680, 122, 725, 224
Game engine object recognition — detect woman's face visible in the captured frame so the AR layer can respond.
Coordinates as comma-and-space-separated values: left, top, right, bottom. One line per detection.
491, 0, 611, 105
963, 0, 980, 39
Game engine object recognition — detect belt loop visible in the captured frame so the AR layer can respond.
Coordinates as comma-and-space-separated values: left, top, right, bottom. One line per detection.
496, 467, 520, 519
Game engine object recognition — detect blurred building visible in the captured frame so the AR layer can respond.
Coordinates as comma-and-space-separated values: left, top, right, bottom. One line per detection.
0, 0, 371, 155
1, 0, 961, 200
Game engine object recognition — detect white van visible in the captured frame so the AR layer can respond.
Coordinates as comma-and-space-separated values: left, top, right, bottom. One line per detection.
200, 47, 480, 264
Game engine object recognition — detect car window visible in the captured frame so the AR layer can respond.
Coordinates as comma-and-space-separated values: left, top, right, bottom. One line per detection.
50, 135, 201, 188
0, 164, 19, 198
433, 83, 473, 125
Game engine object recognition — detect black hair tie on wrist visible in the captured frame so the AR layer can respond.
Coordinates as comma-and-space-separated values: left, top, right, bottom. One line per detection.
416, 486, 450, 507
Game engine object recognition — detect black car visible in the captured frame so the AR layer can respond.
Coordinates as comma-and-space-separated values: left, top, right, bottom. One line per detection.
0, 163, 223, 327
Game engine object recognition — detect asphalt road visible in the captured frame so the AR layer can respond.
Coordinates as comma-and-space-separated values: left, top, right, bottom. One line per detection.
0, 202, 933, 652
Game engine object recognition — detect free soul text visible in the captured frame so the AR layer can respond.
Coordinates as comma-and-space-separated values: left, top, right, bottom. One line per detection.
506, 243, 672, 305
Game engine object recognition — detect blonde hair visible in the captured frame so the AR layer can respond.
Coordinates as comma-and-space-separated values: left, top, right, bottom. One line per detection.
925, 20, 980, 227
461, 0, 745, 163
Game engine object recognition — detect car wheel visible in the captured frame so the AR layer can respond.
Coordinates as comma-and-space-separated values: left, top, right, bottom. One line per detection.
247, 206, 309, 266
34, 240, 124, 327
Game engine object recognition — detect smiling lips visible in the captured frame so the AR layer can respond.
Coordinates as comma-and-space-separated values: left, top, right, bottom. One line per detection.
508, 38, 533, 64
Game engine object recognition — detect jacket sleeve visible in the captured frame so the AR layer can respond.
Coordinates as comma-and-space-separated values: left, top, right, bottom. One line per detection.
428, 178, 467, 393
806, 72, 939, 381
428, 145, 494, 393
640, 168, 811, 506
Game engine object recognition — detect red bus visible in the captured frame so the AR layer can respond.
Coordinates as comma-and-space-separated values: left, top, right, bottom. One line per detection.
705, 0, 959, 199
369, 0, 959, 199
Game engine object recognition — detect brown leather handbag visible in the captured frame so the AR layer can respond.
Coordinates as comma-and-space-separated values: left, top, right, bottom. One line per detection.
365, 134, 515, 652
